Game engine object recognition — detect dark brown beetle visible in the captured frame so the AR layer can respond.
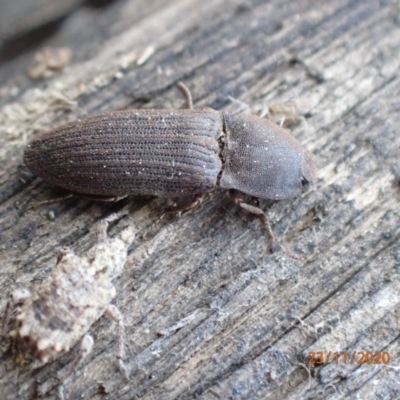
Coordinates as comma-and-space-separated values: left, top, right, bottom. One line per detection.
24, 83, 316, 246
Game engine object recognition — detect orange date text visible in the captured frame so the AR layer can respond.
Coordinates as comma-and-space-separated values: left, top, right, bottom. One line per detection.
307, 351, 391, 365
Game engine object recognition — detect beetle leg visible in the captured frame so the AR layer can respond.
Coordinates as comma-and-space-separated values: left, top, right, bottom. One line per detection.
229, 190, 304, 259
229, 189, 276, 250
165, 193, 204, 213
33, 193, 127, 208
177, 82, 194, 109
227, 95, 252, 115
32, 193, 74, 208
79, 194, 128, 202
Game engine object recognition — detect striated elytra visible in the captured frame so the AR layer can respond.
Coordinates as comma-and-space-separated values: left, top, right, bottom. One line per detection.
24, 84, 316, 236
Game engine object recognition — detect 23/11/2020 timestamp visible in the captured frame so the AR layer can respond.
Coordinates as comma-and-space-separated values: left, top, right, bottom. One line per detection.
308, 351, 391, 365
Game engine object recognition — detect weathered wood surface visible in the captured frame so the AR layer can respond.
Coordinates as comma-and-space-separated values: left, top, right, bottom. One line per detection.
1, 0, 399, 399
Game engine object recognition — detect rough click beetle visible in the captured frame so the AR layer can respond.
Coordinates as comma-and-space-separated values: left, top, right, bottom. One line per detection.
24, 83, 316, 250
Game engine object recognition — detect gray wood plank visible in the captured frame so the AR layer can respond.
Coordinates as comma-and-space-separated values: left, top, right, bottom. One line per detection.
0, 0, 399, 399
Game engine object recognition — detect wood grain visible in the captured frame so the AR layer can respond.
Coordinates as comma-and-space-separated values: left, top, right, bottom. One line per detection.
0, 0, 399, 399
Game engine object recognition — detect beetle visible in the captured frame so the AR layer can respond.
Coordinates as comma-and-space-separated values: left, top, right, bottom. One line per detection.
24, 83, 316, 247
